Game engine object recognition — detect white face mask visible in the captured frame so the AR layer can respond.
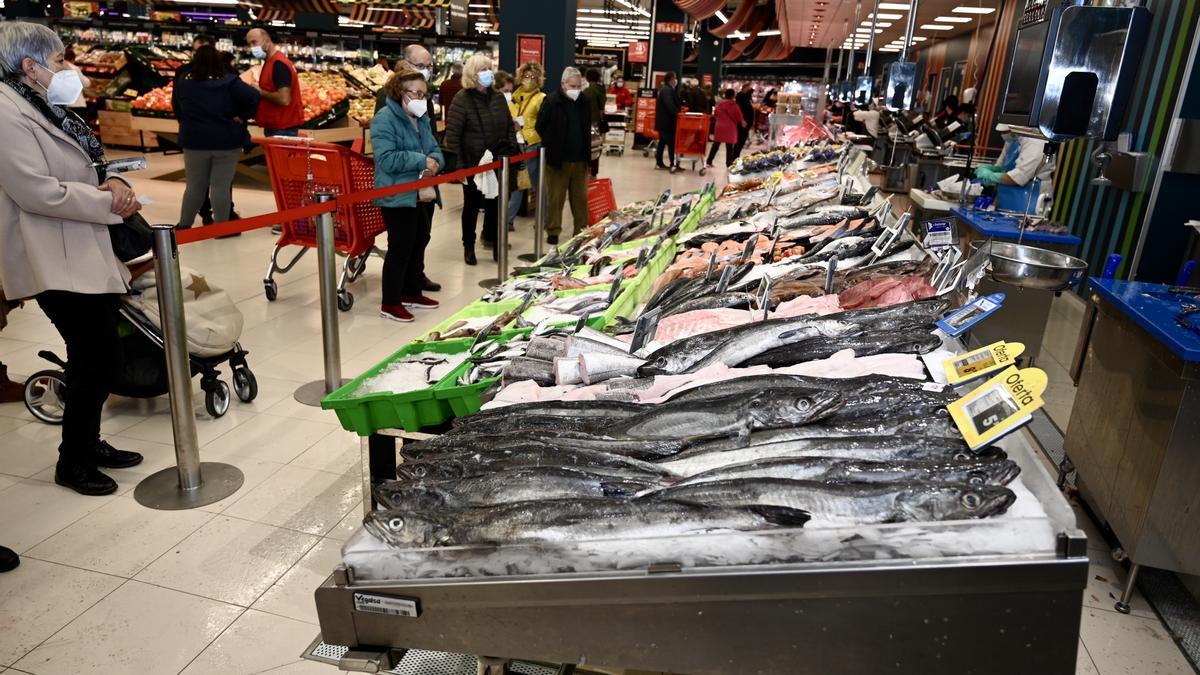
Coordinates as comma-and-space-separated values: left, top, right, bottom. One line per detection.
503, 91, 513, 104
417, 68, 431, 81
37, 63, 83, 106
565, 88, 581, 101
250, 45, 267, 59
406, 98, 428, 118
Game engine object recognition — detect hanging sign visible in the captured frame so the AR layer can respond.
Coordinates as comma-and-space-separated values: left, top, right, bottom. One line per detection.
948, 366, 1047, 449
943, 341, 1027, 386
628, 41, 649, 63
516, 34, 545, 67
655, 22, 686, 34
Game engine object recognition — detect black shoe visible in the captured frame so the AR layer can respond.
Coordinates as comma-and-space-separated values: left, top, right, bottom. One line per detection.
492, 246, 499, 261
481, 238, 495, 249
54, 463, 118, 496
229, 210, 242, 221
422, 276, 441, 292
201, 214, 214, 226
547, 234, 559, 246
94, 440, 143, 469
464, 247, 477, 266
655, 164, 668, 170
0, 545, 18, 573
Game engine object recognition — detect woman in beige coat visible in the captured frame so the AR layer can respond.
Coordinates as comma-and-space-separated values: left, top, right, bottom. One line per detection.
0, 22, 145, 496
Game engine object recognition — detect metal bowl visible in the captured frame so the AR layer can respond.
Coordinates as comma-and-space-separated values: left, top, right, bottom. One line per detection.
969, 240, 1088, 291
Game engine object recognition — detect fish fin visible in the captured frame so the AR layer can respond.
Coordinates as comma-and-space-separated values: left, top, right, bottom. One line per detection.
751, 505, 811, 527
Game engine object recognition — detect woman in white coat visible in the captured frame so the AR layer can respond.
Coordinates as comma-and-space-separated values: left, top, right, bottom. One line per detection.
0, 22, 146, 496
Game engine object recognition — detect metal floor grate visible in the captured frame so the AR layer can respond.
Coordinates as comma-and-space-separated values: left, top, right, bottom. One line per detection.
305, 637, 559, 674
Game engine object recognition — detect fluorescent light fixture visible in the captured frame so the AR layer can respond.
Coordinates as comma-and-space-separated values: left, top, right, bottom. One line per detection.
613, 0, 651, 18
854, 28, 883, 33
880, 47, 901, 52
921, 24, 955, 30
758, 29, 781, 36
862, 21, 893, 27
953, 6, 996, 14
715, 10, 728, 22
868, 13, 903, 20
935, 15, 973, 23
878, 3, 911, 9
911, 36, 927, 41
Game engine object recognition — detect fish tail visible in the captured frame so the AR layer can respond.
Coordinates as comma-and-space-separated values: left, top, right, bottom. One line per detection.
751, 505, 812, 527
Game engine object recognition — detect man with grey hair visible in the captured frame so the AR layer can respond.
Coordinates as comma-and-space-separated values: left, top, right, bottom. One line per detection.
535, 66, 591, 244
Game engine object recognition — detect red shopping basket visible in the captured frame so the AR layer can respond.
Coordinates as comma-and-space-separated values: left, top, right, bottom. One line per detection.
674, 112, 711, 174
587, 178, 617, 226
255, 136, 387, 309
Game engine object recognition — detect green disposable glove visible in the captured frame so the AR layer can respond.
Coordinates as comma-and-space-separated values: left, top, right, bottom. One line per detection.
975, 166, 1002, 186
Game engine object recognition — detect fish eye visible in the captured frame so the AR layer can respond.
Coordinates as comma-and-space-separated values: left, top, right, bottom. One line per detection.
413, 465, 427, 478
954, 451, 971, 461
968, 471, 987, 486
388, 517, 405, 530
960, 493, 982, 510
795, 399, 812, 411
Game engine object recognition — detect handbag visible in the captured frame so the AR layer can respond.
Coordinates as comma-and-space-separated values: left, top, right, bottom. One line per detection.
109, 212, 154, 263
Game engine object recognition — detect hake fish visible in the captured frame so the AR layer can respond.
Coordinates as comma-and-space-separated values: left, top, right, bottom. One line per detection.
605, 388, 842, 442
673, 457, 1022, 487
396, 446, 677, 482
651, 478, 1016, 524
364, 498, 812, 547
740, 330, 943, 367
375, 466, 658, 510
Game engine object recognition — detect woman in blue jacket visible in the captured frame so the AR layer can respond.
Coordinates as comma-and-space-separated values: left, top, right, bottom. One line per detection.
173, 45, 259, 229
372, 69, 445, 323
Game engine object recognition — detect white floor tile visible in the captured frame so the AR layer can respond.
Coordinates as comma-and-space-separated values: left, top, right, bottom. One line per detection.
118, 405, 257, 447
224, 465, 361, 536
200, 413, 337, 465
194, 457, 288, 514
25, 495, 214, 578
13, 581, 241, 675
180, 609, 329, 675
1079, 607, 1194, 675
0, 422, 59, 478
134, 515, 318, 607
0, 473, 16, 492
251, 537, 344, 625
289, 428, 362, 475
1083, 554, 1157, 620
0, 558, 123, 667
0, 479, 117, 552
1077, 640, 1099, 674
326, 501, 364, 541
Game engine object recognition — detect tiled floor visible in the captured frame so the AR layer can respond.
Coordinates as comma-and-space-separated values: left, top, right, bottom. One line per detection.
0, 151, 1192, 675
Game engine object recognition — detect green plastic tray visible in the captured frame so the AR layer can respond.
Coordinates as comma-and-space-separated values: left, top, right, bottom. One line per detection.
321, 339, 474, 436
433, 331, 531, 418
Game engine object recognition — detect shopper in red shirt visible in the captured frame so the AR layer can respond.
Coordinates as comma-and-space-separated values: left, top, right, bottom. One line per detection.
439, 62, 464, 115
608, 75, 633, 110
245, 28, 303, 137
706, 88, 746, 168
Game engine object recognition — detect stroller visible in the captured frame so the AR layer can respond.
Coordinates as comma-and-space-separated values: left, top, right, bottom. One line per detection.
23, 265, 258, 423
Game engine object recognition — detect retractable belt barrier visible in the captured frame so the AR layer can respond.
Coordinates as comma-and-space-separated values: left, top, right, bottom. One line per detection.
173, 150, 540, 245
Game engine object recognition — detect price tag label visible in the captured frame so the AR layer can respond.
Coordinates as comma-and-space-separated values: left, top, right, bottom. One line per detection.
948, 366, 1046, 449
943, 341, 1026, 385
741, 234, 760, 263
923, 220, 955, 249
936, 293, 1004, 337
824, 256, 838, 295
629, 307, 663, 353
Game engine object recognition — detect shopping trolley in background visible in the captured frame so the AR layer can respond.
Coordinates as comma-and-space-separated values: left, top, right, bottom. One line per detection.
674, 112, 711, 175
256, 136, 386, 311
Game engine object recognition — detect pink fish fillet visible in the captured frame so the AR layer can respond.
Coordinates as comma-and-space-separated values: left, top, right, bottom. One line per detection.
777, 349, 927, 380
654, 308, 758, 342
769, 294, 842, 319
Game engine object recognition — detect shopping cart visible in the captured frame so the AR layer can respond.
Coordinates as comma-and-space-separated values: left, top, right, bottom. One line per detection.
674, 112, 711, 176
256, 136, 386, 312
603, 109, 629, 156
587, 178, 617, 226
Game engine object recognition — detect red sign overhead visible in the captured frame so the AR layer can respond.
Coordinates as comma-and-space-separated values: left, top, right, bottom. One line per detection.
517, 34, 545, 67
627, 40, 648, 63
655, 21, 685, 34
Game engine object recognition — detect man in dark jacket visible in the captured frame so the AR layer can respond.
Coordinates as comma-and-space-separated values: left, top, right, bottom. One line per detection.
733, 84, 755, 158
583, 67, 608, 177
439, 62, 464, 114
655, 71, 681, 171
536, 67, 591, 245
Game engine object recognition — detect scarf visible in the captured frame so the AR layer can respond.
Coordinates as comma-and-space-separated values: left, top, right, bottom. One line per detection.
4, 77, 107, 181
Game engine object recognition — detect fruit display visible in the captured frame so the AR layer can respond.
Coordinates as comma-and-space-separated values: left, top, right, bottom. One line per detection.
345, 64, 392, 93
350, 97, 376, 126
75, 48, 127, 74
131, 82, 173, 115
298, 71, 350, 125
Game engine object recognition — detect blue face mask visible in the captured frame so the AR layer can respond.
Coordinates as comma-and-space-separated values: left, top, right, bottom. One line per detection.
250, 46, 266, 60
478, 70, 494, 88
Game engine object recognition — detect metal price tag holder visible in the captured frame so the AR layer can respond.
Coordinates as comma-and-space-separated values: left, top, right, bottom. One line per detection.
741, 234, 761, 264
629, 307, 663, 353
824, 255, 839, 295
866, 211, 911, 265
704, 249, 719, 281
760, 274, 774, 321
714, 265, 735, 294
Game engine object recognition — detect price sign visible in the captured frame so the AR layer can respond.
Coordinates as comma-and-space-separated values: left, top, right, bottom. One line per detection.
936, 293, 1005, 337
629, 308, 664, 353
715, 265, 735, 294
923, 220, 956, 249
943, 341, 1026, 385
948, 366, 1046, 449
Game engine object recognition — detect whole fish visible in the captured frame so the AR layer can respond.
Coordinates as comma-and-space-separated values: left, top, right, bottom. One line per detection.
781, 206, 867, 230
396, 446, 676, 482
659, 436, 989, 476
741, 330, 942, 367
452, 400, 646, 428
650, 479, 1016, 524
659, 292, 758, 318
605, 388, 842, 442
375, 466, 657, 509
364, 498, 812, 547
683, 317, 864, 373
673, 457, 1022, 487
831, 389, 957, 423
402, 431, 691, 462
800, 235, 879, 263
664, 374, 949, 404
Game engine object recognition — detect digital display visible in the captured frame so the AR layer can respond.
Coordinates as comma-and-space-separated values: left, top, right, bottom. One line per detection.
1002, 21, 1050, 119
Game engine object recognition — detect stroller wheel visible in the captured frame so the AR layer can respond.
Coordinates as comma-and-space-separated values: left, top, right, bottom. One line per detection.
233, 368, 258, 403
205, 380, 231, 418
337, 291, 355, 312
264, 279, 278, 302
24, 370, 66, 425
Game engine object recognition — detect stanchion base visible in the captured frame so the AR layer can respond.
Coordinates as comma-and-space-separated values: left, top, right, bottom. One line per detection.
517, 253, 539, 263
133, 462, 244, 510
478, 278, 501, 289
295, 379, 351, 407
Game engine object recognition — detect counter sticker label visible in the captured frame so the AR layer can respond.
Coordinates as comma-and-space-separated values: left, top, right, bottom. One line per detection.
353, 593, 420, 618
923, 220, 955, 249
943, 341, 1026, 385
936, 293, 1004, 337
948, 366, 1047, 449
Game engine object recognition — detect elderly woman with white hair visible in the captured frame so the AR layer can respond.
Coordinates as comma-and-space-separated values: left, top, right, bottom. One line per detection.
0, 21, 144, 496
443, 52, 514, 265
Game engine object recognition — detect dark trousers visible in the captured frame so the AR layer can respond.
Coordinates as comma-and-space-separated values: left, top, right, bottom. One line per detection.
36, 291, 122, 468
656, 128, 676, 167
733, 124, 750, 158
381, 205, 431, 305
461, 180, 498, 247
706, 142, 739, 167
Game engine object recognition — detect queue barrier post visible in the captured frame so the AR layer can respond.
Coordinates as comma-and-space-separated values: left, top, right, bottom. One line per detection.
518, 146, 547, 264
479, 155, 511, 289
134, 224, 244, 510
295, 192, 350, 406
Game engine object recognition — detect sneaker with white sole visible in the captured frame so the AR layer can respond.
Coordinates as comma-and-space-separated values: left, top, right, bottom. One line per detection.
401, 295, 440, 309
380, 305, 414, 322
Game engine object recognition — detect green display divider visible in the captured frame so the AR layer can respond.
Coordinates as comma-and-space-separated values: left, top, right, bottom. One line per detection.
423, 298, 522, 341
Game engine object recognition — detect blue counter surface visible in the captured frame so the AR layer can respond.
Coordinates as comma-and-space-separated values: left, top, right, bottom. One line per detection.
951, 207, 1082, 247
1089, 279, 1200, 362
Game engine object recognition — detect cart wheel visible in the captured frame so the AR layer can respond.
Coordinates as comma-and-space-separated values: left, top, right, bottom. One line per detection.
233, 367, 258, 403
24, 370, 66, 425
337, 291, 354, 312
205, 380, 231, 418
699, 167, 708, 176
264, 279, 278, 302
642, 149, 650, 157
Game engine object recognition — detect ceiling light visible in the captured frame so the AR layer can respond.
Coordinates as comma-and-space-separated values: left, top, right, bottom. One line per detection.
758, 29, 781, 36
868, 13, 903, 20
935, 16, 973, 23
880, 47, 901, 52
953, 6, 996, 14
862, 21, 893, 27
715, 10, 728, 22
921, 24, 955, 30
878, 3, 911, 9
911, 36, 927, 41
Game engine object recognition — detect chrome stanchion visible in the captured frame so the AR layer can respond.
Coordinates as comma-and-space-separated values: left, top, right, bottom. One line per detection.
518, 147, 546, 263
134, 224, 243, 510
295, 193, 349, 406
479, 156, 511, 289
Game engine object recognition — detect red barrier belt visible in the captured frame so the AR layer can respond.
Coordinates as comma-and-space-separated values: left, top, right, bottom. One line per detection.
175, 149, 540, 245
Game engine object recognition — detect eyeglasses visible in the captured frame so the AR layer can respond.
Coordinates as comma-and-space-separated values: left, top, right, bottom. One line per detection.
402, 89, 428, 99
522, 74, 537, 81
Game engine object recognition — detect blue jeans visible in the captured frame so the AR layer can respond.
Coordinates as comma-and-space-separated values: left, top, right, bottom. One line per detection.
508, 143, 541, 225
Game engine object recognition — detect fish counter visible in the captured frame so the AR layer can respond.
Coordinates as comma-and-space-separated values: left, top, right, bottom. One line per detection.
311, 146, 1089, 674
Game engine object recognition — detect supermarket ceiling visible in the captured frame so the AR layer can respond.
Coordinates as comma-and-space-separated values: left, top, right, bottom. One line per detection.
571, 0, 1000, 52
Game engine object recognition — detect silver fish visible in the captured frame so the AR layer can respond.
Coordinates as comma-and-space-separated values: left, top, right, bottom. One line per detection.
673, 457, 1022, 487
607, 388, 843, 442
396, 446, 676, 482
375, 466, 657, 509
